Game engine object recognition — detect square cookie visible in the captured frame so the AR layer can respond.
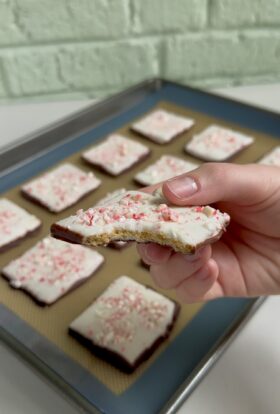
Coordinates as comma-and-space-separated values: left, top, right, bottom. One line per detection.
69, 275, 180, 373
134, 155, 198, 186
185, 125, 254, 161
258, 146, 280, 166
131, 109, 195, 144
0, 198, 41, 253
82, 134, 150, 176
21, 163, 101, 213
2, 236, 104, 305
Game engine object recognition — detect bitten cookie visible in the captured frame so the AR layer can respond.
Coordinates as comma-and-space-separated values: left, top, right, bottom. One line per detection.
51, 190, 230, 254
2, 236, 104, 305
82, 134, 150, 176
21, 163, 101, 213
69, 275, 180, 373
134, 155, 198, 186
258, 146, 280, 166
185, 125, 254, 161
0, 198, 41, 253
131, 109, 195, 144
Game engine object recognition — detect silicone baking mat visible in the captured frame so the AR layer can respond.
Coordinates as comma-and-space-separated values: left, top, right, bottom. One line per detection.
1, 79, 278, 414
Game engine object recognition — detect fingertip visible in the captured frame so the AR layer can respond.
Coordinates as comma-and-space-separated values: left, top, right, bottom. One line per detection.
175, 259, 219, 303
207, 258, 219, 279
136, 242, 172, 265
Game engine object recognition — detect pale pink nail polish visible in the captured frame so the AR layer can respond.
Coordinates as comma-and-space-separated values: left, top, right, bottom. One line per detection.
165, 176, 198, 199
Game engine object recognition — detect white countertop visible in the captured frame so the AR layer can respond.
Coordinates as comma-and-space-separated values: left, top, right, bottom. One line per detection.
1, 83, 280, 414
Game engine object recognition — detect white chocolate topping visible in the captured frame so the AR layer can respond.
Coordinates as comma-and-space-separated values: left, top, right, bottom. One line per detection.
70, 275, 177, 365
0, 198, 41, 250
53, 191, 230, 252
135, 155, 198, 186
95, 188, 127, 248
131, 109, 194, 144
2, 236, 104, 305
22, 163, 101, 213
185, 125, 254, 161
82, 134, 150, 176
258, 146, 280, 166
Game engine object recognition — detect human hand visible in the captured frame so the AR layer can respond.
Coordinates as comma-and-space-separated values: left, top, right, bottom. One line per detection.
137, 163, 280, 303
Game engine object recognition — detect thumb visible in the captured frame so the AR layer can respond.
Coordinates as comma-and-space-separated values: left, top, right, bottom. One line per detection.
162, 162, 275, 206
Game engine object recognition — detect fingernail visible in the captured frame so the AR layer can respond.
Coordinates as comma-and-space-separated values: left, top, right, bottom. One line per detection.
165, 176, 198, 199
183, 247, 205, 262
183, 252, 200, 262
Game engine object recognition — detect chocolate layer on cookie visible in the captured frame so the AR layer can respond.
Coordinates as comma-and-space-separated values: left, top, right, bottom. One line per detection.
134, 155, 198, 186
2, 236, 104, 305
0, 198, 41, 253
21, 163, 101, 213
131, 109, 194, 144
51, 190, 230, 254
185, 125, 254, 161
69, 275, 180, 373
82, 134, 150, 176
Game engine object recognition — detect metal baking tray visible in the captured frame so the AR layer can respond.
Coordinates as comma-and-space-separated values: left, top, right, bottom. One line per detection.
1, 78, 279, 414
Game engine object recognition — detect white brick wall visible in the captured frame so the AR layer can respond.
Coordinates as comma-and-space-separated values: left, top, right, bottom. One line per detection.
0, 0, 280, 102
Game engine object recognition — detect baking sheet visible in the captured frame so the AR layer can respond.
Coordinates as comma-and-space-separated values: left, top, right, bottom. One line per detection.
1, 79, 278, 414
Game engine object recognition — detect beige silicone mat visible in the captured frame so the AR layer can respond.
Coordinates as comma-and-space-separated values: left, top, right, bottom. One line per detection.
0, 100, 278, 395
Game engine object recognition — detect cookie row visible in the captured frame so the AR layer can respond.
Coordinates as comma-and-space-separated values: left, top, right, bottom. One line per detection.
1, 211, 179, 373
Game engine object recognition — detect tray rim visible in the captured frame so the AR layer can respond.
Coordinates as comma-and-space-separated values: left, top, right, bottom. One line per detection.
0, 78, 276, 413
1, 297, 265, 414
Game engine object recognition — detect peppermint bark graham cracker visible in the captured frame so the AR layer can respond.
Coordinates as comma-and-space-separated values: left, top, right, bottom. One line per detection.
185, 125, 254, 161
82, 134, 150, 176
69, 275, 180, 373
0, 198, 41, 253
21, 163, 101, 213
2, 236, 104, 306
258, 146, 280, 166
134, 155, 198, 186
131, 109, 195, 144
51, 190, 230, 255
